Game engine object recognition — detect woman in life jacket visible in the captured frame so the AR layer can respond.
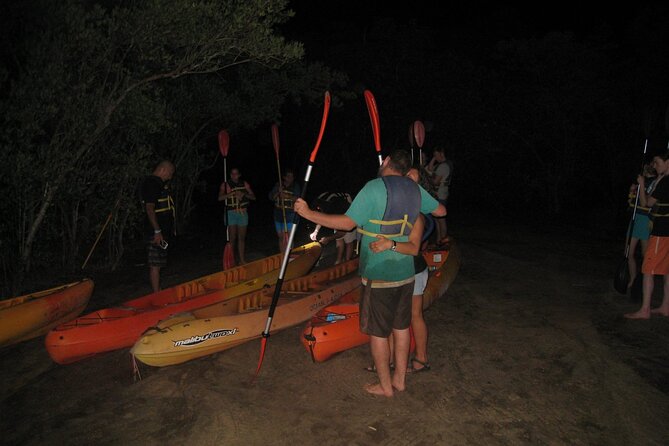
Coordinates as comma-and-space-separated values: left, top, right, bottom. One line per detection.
218, 167, 256, 264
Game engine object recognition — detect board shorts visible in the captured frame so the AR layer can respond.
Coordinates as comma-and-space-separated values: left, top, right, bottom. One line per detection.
413, 267, 429, 295
147, 241, 168, 267
641, 235, 669, 275
359, 281, 413, 337
275, 220, 294, 233
631, 214, 651, 240
335, 229, 357, 244
227, 209, 248, 227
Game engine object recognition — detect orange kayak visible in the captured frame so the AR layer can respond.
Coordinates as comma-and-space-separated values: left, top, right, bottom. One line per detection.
301, 240, 461, 362
0, 279, 94, 348
45, 242, 321, 364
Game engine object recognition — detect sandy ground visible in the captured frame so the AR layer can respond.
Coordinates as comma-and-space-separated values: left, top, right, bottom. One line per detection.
2, 217, 669, 446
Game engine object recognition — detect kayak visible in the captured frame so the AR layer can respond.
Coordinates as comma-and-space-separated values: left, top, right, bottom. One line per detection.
301, 239, 461, 362
130, 257, 361, 367
45, 242, 322, 364
0, 279, 94, 348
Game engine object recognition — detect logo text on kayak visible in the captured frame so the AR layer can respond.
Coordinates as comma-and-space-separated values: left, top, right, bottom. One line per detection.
173, 328, 238, 347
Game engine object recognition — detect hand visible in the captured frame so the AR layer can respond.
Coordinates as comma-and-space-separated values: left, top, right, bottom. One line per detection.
319, 236, 332, 245
235, 191, 245, 199
368, 235, 392, 253
294, 198, 310, 217
309, 230, 318, 241
152, 232, 164, 246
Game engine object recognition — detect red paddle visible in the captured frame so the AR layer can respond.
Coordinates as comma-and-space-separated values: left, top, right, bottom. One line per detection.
271, 123, 289, 248
364, 90, 383, 166
253, 91, 331, 381
413, 120, 426, 165
218, 130, 235, 270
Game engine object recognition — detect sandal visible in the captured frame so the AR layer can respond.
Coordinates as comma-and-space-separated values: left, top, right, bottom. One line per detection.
364, 363, 395, 373
407, 357, 431, 373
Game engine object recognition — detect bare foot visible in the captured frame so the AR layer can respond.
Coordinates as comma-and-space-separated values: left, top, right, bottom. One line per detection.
624, 309, 651, 319
364, 382, 393, 397
651, 307, 669, 317
391, 381, 405, 392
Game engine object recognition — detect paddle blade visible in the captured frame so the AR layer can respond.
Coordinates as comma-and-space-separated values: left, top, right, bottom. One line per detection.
252, 335, 269, 382
218, 130, 230, 157
271, 123, 280, 157
223, 242, 236, 270
408, 123, 415, 149
413, 120, 426, 149
309, 91, 331, 163
613, 256, 629, 295
364, 90, 381, 153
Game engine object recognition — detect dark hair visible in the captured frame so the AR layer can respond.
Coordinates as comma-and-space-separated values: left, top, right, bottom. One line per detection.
654, 151, 669, 161
388, 149, 412, 175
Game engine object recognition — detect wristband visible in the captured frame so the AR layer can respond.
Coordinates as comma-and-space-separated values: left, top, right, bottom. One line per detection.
154, 229, 162, 234
391, 240, 397, 251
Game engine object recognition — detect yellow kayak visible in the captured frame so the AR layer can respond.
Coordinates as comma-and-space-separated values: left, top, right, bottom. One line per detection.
0, 279, 94, 348
131, 258, 360, 367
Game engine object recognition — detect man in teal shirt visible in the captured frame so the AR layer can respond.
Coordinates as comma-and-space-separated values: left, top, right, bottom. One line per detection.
294, 149, 446, 397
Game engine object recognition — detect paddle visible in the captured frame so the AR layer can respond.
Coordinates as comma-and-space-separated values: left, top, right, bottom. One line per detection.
219, 130, 236, 270
253, 91, 331, 380
413, 120, 426, 165
614, 112, 652, 295
271, 123, 289, 249
81, 197, 121, 269
364, 90, 383, 166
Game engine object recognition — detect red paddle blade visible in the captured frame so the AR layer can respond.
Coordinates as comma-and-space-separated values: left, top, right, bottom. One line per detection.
363, 90, 381, 154
223, 242, 235, 270
271, 124, 280, 157
413, 120, 425, 149
252, 336, 269, 383
218, 130, 230, 157
309, 91, 331, 163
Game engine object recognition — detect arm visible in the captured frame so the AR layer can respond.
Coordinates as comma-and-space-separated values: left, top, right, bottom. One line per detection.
294, 198, 356, 231
145, 203, 163, 245
244, 181, 256, 201
218, 182, 229, 201
369, 214, 424, 256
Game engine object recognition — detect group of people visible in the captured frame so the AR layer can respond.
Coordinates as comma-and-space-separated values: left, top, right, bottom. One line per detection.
137, 146, 454, 397
624, 152, 669, 319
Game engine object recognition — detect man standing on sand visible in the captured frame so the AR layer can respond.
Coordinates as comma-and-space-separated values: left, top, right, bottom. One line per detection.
139, 160, 175, 292
294, 149, 445, 397
625, 151, 669, 319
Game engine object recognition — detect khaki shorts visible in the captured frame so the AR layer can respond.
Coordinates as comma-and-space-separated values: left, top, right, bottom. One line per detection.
642, 236, 669, 275
359, 281, 413, 337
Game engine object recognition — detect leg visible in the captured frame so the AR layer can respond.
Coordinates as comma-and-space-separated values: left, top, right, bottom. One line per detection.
625, 273, 653, 319
335, 238, 344, 264
365, 335, 394, 397
391, 327, 410, 391
228, 225, 239, 263
238, 225, 248, 264
628, 237, 639, 288
345, 241, 355, 261
651, 274, 669, 316
149, 266, 161, 293
410, 293, 429, 371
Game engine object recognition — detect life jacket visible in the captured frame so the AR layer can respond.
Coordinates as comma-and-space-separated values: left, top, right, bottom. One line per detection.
357, 176, 421, 239
628, 177, 657, 216
224, 180, 249, 210
274, 184, 297, 211
139, 176, 175, 218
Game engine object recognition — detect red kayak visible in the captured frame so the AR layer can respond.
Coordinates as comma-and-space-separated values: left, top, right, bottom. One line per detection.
301, 240, 461, 362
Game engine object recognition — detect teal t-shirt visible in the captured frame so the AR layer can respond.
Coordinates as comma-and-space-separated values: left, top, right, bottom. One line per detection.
345, 177, 438, 281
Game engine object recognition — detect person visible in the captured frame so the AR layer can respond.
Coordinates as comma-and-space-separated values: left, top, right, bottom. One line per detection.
218, 167, 256, 264
139, 160, 175, 293
309, 192, 357, 265
424, 146, 453, 243
367, 167, 433, 374
294, 149, 446, 397
626, 163, 657, 290
269, 168, 301, 253
625, 152, 669, 319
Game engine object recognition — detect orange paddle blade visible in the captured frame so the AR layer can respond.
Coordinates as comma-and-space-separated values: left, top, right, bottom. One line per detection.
218, 130, 229, 157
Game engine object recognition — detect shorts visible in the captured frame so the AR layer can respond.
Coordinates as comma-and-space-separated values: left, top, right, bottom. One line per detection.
336, 229, 357, 244
147, 242, 168, 267
631, 214, 651, 240
413, 268, 429, 295
227, 209, 248, 227
642, 236, 669, 275
275, 220, 294, 233
359, 281, 413, 337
